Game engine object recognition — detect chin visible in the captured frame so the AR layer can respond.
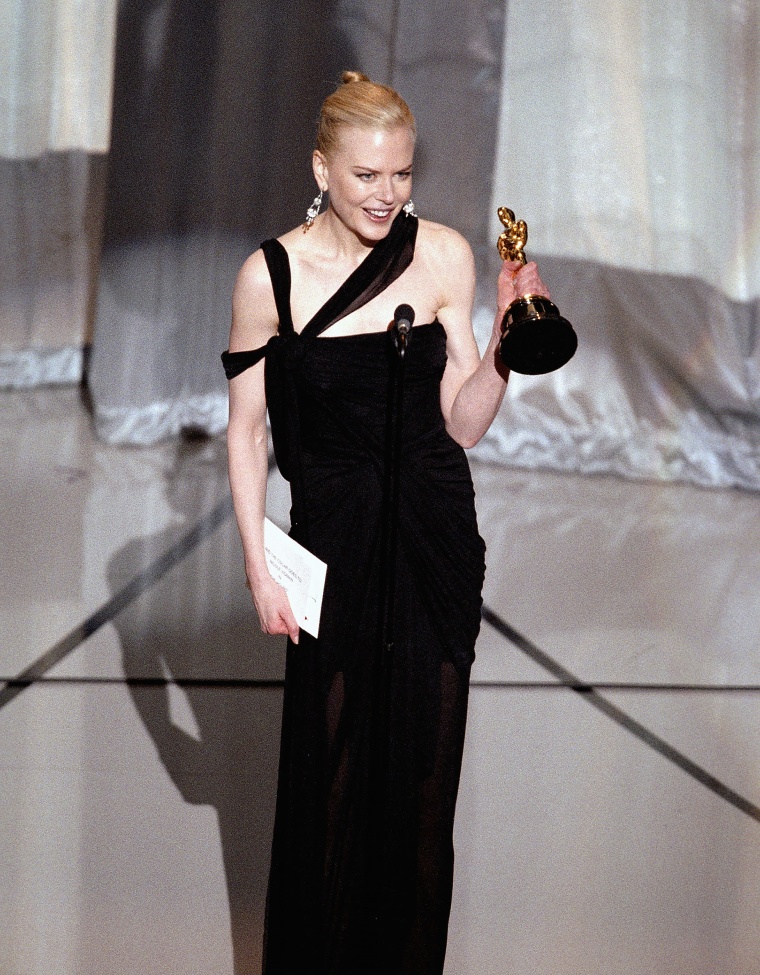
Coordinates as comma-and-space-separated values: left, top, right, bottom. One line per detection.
358, 211, 396, 240
332, 206, 397, 245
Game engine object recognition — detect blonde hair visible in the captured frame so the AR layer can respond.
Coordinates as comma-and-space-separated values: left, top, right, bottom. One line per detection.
316, 71, 416, 156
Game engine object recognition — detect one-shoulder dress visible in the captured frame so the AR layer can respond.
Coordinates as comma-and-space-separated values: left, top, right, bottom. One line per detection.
222, 211, 486, 975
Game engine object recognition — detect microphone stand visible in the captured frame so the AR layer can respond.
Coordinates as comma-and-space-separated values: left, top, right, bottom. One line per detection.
368, 311, 411, 959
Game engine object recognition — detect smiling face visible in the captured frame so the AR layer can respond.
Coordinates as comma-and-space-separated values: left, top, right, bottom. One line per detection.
313, 125, 415, 244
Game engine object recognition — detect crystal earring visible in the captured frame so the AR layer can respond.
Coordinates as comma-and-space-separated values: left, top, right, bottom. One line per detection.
403, 199, 417, 217
304, 189, 324, 231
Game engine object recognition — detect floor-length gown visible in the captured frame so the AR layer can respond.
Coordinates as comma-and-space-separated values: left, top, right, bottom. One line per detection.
222, 211, 486, 975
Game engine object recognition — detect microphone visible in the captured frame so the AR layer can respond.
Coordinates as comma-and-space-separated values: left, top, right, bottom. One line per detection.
393, 304, 415, 357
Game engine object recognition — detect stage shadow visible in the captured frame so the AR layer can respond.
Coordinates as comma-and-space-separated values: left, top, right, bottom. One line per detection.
107, 435, 285, 974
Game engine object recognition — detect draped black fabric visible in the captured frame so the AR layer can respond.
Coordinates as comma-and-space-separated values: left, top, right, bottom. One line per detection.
224, 212, 486, 973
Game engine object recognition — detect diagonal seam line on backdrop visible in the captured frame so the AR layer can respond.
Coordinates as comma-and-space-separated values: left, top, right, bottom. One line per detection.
481, 606, 760, 824
1, 453, 282, 712
0, 493, 235, 712
5, 472, 759, 826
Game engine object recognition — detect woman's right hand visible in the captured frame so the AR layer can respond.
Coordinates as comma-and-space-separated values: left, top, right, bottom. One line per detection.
247, 573, 300, 644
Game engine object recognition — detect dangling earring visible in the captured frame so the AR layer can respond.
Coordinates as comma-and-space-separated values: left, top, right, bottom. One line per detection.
303, 189, 324, 231
403, 199, 417, 217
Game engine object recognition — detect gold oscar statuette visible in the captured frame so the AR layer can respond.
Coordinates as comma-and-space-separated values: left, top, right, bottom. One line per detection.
496, 206, 577, 375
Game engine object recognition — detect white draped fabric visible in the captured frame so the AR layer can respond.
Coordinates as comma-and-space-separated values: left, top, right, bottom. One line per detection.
0, 0, 116, 390
0, 0, 117, 157
490, 0, 760, 301
474, 0, 760, 489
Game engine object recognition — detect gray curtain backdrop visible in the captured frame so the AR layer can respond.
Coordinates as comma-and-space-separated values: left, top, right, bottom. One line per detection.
0, 153, 106, 387
4, 0, 760, 491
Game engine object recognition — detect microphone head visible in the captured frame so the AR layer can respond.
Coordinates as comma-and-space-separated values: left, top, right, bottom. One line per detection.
394, 304, 415, 331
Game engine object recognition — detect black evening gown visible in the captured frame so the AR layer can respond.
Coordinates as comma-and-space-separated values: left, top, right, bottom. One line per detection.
222, 212, 486, 975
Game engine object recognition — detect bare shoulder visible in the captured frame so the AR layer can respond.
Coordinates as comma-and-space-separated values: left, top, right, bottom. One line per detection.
415, 218, 475, 275
230, 248, 279, 352
415, 219, 476, 321
234, 248, 272, 302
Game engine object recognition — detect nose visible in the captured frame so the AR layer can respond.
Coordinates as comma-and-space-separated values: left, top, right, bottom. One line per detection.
375, 177, 394, 204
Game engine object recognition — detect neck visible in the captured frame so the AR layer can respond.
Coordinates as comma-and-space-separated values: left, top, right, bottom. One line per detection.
317, 207, 381, 262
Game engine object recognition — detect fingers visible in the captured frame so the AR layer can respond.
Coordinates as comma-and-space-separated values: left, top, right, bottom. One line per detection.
249, 575, 301, 643
497, 261, 520, 310
283, 606, 300, 645
498, 261, 551, 313
258, 610, 300, 644
271, 590, 300, 644
513, 261, 550, 300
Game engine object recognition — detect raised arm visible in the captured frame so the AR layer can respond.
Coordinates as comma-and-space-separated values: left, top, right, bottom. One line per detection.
226, 250, 300, 642
436, 230, 548, 449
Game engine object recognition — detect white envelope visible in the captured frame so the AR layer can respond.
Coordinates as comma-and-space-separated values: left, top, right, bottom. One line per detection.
263, 518, 327, 638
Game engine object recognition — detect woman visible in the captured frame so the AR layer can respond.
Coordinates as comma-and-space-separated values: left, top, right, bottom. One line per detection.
223, 71, 548, 975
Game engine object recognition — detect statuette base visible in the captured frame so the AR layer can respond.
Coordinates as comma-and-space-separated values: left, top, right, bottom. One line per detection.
499, 294, 578, 375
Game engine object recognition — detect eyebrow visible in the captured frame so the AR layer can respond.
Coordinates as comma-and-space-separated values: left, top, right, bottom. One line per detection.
351, 164, 414, 173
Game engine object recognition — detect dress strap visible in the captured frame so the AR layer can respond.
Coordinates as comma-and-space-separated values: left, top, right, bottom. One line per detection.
221, 344, 268, 380
221, 212, 417, 380
303, 210, 418, 338
261, 238, 295, 335
220, 236, 295, 380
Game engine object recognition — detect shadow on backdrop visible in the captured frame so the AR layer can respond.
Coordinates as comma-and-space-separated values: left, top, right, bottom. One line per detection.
107, 436, 285, 974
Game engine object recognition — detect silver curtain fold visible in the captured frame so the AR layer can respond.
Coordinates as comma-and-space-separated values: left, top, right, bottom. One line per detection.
475, 0, 760, 490
0, 153, 107, 389
0, 0, 116, 157
473, 254, 760, 490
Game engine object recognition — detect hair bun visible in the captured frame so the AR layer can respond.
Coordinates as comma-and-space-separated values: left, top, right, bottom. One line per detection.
316, 71, 416, 156
341, 70, 371, 85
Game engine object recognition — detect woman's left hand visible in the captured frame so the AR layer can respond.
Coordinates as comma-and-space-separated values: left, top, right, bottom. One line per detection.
497, 259, 550, 316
